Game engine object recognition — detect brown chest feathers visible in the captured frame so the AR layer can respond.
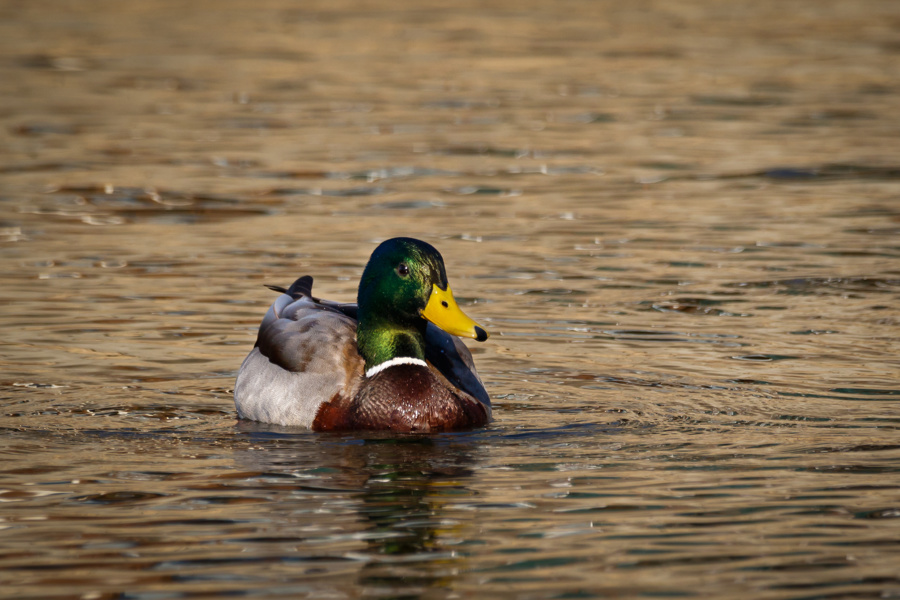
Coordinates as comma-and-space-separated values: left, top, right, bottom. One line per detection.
312, 364, 489, 432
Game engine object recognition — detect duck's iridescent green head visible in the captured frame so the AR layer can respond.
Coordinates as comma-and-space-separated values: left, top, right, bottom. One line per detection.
356, 237, 488, 369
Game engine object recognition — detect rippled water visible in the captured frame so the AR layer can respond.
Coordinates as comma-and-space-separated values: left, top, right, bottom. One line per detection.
2, 1, 900, 598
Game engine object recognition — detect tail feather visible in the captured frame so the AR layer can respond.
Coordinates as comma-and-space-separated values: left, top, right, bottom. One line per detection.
265, 275, 314, 300
287, 275, 314, 298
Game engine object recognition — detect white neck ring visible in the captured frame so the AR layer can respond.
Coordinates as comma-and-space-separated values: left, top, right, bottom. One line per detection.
365, 357, 428, 378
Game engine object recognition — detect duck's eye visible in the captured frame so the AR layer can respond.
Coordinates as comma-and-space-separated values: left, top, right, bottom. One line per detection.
397, 263, 410, 277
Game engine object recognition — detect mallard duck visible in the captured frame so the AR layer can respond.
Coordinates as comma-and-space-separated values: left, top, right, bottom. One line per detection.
234, 237, 491, 432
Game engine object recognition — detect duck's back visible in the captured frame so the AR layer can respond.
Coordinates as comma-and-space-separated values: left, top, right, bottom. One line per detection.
234, 291, 364, 427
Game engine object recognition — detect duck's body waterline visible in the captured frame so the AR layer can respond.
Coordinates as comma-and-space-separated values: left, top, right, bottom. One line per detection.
234, 238, 491, 432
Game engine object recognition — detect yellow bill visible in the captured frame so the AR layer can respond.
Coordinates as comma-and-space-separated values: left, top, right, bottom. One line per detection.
421, 284, 489, 342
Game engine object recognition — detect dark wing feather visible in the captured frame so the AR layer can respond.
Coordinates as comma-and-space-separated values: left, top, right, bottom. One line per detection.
424, 324, 490, 407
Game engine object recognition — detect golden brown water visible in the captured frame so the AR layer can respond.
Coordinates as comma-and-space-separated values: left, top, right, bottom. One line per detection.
2, 1, 900, 598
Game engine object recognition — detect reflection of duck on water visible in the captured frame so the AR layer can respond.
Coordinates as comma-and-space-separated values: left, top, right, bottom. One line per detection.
235, 238, 492, 432
230, 430, 480, 595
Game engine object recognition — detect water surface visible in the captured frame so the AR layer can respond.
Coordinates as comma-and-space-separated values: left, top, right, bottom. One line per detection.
2, 1, 900, 598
